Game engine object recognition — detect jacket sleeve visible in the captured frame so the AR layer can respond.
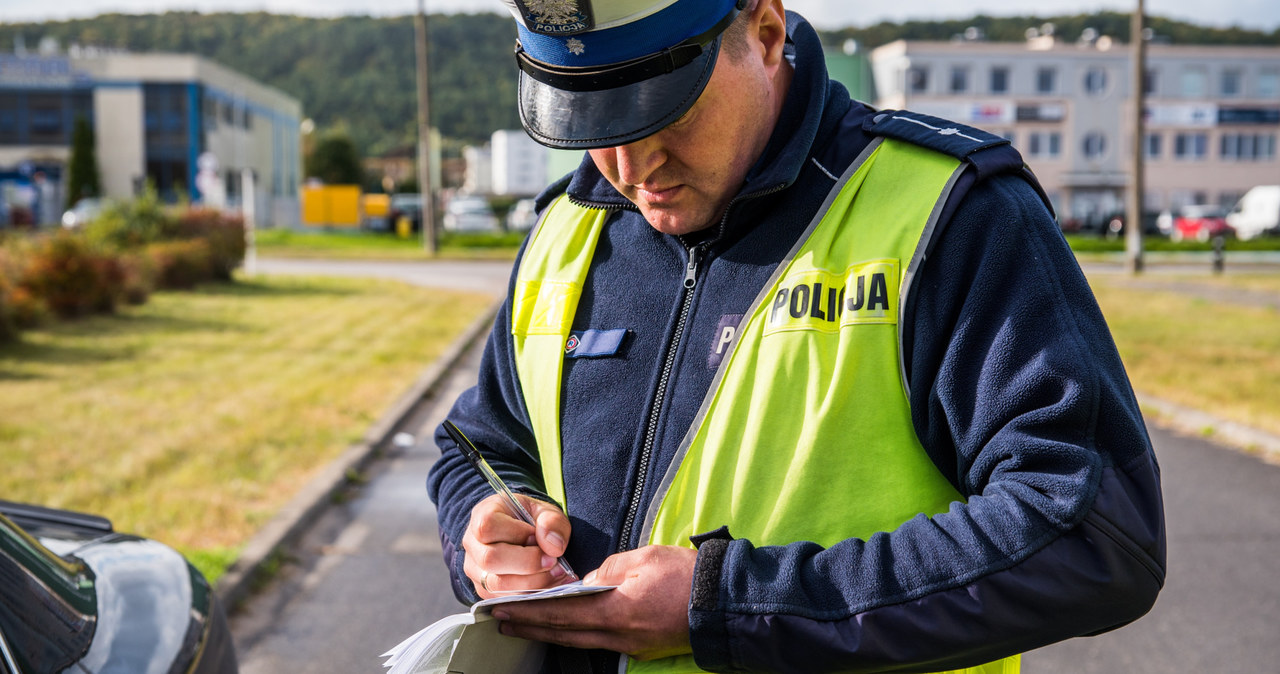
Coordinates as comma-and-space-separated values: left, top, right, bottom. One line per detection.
425, 241, 553, 606
687, 173, 1166, 673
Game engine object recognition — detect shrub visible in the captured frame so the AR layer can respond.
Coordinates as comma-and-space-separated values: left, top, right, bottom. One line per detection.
175, 209, 246, 280
0, 244, 46, 331
0, 267, 17, 342
21, 231, 125, 318
83, 183, 177, 249
118, 251, 158, 305
147, 239, 214, 290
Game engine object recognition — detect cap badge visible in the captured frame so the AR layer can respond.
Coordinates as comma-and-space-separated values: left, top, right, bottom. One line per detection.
515, 0, 594, 36
566, 38, 586, 56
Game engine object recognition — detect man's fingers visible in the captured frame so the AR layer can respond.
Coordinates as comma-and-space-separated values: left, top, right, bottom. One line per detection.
468, 495, 535, 545
465, 539, 555, 575
465, 562, 565, 597
521, 496, 571, 557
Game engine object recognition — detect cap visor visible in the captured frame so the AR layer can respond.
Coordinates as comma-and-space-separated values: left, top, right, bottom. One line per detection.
518, 38, 721, 150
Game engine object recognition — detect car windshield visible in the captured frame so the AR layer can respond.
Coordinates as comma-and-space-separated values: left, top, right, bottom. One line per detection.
1181, 205, 1227, 218
391, 195, 421, 210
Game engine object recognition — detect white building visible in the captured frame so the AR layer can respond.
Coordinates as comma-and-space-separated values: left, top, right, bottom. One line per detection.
490, 129, 548, 197
871, 36, 1280, 225
0, 51, 302, 226
462, 144, 492, 195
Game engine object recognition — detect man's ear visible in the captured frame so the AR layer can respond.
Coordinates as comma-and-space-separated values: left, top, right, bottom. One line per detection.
753, 0, 788, 69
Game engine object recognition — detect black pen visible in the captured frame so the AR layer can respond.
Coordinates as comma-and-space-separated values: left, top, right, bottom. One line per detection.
442, 419, 579, 583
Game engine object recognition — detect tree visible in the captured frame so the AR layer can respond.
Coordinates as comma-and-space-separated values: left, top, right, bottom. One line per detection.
304, 130, 364, 185
65, 116, 102, 209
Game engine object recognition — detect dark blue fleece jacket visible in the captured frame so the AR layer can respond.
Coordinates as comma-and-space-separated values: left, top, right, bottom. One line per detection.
428, 12, 1165, 674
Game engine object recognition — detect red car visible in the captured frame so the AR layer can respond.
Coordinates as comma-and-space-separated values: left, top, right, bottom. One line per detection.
1171, 204, 1234, 242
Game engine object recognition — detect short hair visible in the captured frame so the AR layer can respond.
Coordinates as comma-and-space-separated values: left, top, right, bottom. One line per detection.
720, 0, 762, 61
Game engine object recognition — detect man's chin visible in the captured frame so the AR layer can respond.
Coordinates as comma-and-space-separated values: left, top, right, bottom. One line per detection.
640, 206, 714, 236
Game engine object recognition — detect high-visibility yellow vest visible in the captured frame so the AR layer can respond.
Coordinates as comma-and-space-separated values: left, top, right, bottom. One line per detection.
511, 138, 1020, 674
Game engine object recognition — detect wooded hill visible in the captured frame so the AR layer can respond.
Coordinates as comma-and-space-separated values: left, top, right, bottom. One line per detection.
2, 11, 1275, 158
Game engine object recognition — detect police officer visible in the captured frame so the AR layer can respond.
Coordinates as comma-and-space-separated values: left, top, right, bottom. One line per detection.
428, 1, 1165, 672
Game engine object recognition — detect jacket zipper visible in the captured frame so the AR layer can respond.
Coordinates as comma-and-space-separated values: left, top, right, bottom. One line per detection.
568, 185, 789, 552
617, 240, 704, 552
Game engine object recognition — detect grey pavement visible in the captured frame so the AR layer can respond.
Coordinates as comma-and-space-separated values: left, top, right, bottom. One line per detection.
252, 257, 513, 295
231, 339, 484, 673
1027, 421, 1280, 672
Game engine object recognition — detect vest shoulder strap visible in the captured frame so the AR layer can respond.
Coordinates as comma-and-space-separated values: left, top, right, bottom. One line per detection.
864, 109, 1055, 218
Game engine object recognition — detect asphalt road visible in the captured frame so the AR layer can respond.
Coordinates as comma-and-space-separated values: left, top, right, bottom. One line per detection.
230, 257, 1280, 672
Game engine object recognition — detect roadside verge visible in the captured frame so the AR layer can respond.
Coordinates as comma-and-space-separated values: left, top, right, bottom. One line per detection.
214, 298, 502, 609
1138, 392, 1280, 466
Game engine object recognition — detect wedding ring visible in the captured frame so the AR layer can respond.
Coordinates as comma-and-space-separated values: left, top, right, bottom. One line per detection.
480, 570, 493, 593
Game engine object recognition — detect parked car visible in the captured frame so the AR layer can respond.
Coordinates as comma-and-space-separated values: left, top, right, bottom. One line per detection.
60, 197, 106, 229
1069, 210, 1160, 237
506, 198, 538, 232
1171, 204, 1233, 242
388, 193, 423, 233
443, 195, 498, 233
1226, 185, 1280, 241
0, 500, 238, 674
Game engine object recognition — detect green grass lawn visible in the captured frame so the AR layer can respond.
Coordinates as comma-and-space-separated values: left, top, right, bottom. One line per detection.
255, 227, 525, 260
1065, 233, 1280, 254
0, 274, 492, 582
1086, 273, 1280, 439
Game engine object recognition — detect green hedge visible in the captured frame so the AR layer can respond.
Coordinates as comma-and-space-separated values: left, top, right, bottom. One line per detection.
0, 197, 246, 344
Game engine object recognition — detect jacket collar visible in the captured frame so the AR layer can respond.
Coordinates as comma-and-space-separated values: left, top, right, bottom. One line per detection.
565, 11, 847, 216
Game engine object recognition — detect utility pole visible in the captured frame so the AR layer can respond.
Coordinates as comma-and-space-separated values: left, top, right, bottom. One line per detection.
415, 0, 438, 255
1126, 0, 1146, 274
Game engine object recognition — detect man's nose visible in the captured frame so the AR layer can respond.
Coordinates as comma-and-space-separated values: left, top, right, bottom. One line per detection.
613, 136, 666, 186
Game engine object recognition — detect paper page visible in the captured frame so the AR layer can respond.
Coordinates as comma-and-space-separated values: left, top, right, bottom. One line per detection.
472, 581, 616, 613
381, 582, 616, 674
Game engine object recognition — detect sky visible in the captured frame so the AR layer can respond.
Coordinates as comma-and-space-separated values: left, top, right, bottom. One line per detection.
0, 0, 1276, 32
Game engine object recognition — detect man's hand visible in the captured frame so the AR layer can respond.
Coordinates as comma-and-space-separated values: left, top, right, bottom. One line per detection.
490, 544, 698, 661
462, 493, 572, 598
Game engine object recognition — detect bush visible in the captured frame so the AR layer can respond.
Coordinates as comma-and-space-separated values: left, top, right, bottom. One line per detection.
83, 184, 178, 249
0, 266, 18, 342
175, 209, 246, 280
0, 244, 47, 331
21, 231, 125, 319
118, 251, 158, 305
147, 239, 214, 290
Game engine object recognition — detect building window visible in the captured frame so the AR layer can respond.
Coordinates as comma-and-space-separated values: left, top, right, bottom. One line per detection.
1174, 132, 1208, 160
907, 66, 930, 93
1145, 133, 1162, 159
950, 66, 969, 94
990, 66, 1009, 94
1220, 69, 1243, 97
1144, 68, 1159, 96
1221, 132, 1277, 161
1027, 130, 1062, 159
0, 103, 17, 144
204, 95, 217, 131
1259, 69, 1280, 99
1180, 68, 1207, 98
1036, 67, 1057, 94
1084, 67, 1109, 96
1082, 131, 1108, 160
28, 97, 64, 142
1219, 191, 1247, 209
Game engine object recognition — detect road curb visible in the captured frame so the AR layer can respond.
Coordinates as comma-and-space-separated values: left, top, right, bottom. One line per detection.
1138, 392, 1280, 465
214, 299, 502, 610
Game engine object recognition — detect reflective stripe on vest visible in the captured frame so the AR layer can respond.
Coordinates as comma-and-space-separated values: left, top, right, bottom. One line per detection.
512, 139, 1019, 674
